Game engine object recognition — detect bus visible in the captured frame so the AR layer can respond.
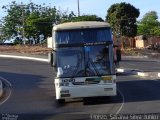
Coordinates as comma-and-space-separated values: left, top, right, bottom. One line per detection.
48, 21, 117, 103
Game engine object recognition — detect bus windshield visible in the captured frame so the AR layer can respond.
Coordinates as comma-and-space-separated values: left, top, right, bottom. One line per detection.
55, 28, 112, 44
56, 45, 112, 78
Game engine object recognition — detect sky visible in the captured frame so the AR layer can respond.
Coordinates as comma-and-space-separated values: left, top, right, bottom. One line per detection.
0, 0, 160, 21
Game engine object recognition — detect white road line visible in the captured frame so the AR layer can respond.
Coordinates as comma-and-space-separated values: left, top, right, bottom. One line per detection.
0, 76, 12, 87
116, 68, 125, 73
158, 73, 160, 77
0, 76, 12, 105
116, 89, 125, 114
0, 55, 49, 62
0, 80, 2, 98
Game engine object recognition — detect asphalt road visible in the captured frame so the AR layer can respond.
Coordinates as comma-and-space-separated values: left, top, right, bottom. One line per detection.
0, 57, 160, 120
121, 56, 160, 72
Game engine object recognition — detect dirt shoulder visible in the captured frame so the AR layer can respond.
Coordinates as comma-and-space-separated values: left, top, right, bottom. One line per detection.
0, 45, 160, 59
0, 45, 52, 55
121, 48, 160, 59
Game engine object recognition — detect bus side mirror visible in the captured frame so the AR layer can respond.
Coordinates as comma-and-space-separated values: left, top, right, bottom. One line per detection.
49, 52, 56, 67
116, 49, 121, 62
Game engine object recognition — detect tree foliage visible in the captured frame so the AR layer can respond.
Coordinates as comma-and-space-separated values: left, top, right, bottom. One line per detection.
137, 11, 160, 36
1, 1, 23, 39
106, 2, 140, 37
0, 1, 76, 43
63, 15, 104, 23
1, 1, 104, 44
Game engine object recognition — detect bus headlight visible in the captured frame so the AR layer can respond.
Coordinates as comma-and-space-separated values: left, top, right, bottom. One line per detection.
55, 82, 69, 87
101, 76, 113, 83
102, 80, 112, 83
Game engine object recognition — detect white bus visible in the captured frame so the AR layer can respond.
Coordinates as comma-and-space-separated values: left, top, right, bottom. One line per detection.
48, 21, 117, 103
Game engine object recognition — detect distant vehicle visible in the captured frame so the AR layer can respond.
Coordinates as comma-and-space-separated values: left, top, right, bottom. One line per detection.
2, 38, 15, 45
2, 36, 28, 45
48, 21, 117, 104
146, 43, 160, 51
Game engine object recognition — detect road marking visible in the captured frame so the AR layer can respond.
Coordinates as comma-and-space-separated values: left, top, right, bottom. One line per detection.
0, 55, 49, 62
117, 69, 125, 73
0, 80, 2, 97
0, 76, 12, 87
158, 73, 160, 77
0, 76, 12, 105
116, 89, 125, 114
137, 72, 148, 77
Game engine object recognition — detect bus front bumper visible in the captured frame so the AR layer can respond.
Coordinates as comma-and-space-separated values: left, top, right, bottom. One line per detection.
55, 84, 116, 100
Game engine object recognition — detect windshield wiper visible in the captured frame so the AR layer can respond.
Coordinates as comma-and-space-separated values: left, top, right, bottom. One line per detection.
71, 51, 83, 78
88, 58, 101, 76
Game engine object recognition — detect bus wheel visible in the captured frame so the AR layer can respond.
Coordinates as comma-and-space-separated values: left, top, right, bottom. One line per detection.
57, 99, 65, 104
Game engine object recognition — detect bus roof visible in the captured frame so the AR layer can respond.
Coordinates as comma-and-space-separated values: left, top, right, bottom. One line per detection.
53, 21, 110, 31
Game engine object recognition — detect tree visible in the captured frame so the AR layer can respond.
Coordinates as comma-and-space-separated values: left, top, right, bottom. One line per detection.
137, 11, 160, 36
1, 1, 76, 44
63, 15, 104, 23
25, 4, 58, 41
106, 2, 140, 37
106, 2, 140, 47
1, 1, 24, 40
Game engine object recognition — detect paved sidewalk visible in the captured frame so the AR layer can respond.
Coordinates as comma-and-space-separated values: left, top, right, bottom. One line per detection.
118, 55, 160, 79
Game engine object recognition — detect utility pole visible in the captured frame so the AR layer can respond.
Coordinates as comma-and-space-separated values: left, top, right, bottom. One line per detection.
77, 0, 80, 16
21, 2, 25, 45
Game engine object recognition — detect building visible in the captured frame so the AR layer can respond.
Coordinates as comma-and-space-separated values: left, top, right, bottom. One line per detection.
135, 35, 148, 48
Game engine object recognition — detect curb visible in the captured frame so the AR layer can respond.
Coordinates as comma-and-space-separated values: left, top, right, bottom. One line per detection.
117, 68, 160, 78
137, 72, 160, 78
116, 68, 125, 73
122, 55, 148, 59
116, 68, 135, 74
137, 72, 149, 77
0, 80, 3, 98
